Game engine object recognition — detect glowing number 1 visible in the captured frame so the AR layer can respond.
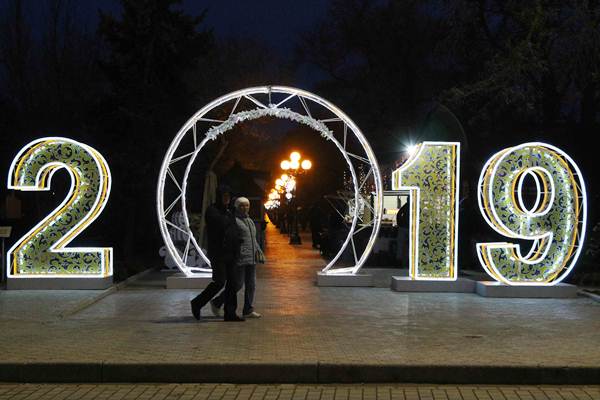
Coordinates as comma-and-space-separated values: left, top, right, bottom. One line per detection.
392, 142, 460, 280
7, 137, 112, 278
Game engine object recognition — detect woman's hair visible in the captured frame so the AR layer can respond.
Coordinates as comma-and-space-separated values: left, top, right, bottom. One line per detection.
234, 197, 250, 209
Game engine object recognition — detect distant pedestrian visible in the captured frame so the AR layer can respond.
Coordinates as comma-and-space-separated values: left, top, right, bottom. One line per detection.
308, 203, 324, 249
396, 201, 409, 266
212, 197, 265, 320
190, 185, 237, 320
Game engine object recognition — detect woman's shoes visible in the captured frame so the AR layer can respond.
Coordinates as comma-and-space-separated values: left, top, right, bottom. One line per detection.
210, 300, 223, 317
224, 315, 245, 322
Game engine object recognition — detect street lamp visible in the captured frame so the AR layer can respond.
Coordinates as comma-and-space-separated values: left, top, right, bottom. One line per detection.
270, 174, 293, 233
280, 151, 312, 245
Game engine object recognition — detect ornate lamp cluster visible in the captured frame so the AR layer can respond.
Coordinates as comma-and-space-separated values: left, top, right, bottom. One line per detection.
264, 174, 295, 210
264, 151, 311, 210
280, 151, 312, 172
280, 152, 312, 244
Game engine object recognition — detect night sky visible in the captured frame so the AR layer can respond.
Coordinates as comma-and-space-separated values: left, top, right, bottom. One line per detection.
18, 0, 331, 87
92, 0, 329, 52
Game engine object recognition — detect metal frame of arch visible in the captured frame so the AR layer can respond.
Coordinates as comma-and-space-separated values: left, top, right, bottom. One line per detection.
157, 86, 383, 276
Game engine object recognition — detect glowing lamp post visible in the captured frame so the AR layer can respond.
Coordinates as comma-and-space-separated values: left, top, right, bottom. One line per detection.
281, 151, 312, 245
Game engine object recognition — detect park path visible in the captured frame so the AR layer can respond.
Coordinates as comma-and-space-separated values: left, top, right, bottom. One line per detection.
259, 219, 325, 283
1, 220, 600, 383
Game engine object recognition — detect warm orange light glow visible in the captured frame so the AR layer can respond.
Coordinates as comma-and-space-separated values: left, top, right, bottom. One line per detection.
281, 173, 289, 181
275, 178, 283, 186
290, 151, 301, 162
290, 160, 300, 169
301, 159, 312, 170
286, 179, 296, 191
280, 160, 290, 170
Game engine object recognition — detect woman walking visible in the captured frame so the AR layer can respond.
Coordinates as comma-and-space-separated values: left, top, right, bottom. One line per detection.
215, 196, 264, 320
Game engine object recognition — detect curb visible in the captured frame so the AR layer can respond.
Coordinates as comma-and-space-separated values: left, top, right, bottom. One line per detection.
58, 267, 159, 319
579, 289, 600, 303
1, 362, 599, 384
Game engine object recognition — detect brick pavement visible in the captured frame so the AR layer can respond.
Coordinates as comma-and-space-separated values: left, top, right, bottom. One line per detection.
0, 384, 599, 400
1, 223, 600, 383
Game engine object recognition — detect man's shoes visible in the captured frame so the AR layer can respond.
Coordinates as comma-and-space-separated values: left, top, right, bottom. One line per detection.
210, 300, 223, 317
190, 299, 201, 320
243, 311, 262, 318
224, 315, 245, 322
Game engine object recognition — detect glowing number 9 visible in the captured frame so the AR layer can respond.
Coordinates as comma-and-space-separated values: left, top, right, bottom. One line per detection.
392, 142, 460, 280
477, 143, 586, 285
7, 137, 112, 278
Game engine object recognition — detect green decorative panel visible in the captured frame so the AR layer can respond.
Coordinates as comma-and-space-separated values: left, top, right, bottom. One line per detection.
477, 143, 586, 285
392, 142, 460, 280
8, 138, 112, 277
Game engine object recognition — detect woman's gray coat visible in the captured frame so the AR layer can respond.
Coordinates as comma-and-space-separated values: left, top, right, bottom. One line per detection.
235, 215, 260, 266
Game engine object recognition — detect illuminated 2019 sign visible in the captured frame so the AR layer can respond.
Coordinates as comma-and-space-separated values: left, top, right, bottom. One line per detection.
7, 137, 112, 279
3, 134, 586, 287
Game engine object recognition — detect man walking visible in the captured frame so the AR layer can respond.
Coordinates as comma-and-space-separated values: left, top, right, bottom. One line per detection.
190, 185, 235, 320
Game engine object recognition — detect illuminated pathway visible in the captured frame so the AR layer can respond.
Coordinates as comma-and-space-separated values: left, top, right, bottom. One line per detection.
260, 221, 325, 282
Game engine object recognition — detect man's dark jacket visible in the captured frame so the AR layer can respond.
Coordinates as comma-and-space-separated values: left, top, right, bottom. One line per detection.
205, 203, 240, 263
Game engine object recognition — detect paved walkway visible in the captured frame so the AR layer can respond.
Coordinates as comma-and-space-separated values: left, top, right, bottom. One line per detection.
1, 223, 600, 383
1, 383, 599, 400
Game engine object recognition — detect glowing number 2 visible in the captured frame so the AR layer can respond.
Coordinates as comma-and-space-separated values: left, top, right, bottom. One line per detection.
477, 142, 586, 286
392, 142, 460, 280
7, 137, 112, 278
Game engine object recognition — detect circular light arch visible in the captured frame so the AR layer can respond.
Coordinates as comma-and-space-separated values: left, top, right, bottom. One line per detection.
157, 86, 383, 276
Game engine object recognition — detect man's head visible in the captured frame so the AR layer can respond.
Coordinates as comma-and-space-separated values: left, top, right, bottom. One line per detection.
234, 197, 250, 215
221, 191, 231, 206
217, 184, 232, 206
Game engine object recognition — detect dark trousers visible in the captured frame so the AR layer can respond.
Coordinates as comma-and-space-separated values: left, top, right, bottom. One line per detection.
311, 228, 321, 248
191, 258, 227, 309
215, 264, 256, 317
